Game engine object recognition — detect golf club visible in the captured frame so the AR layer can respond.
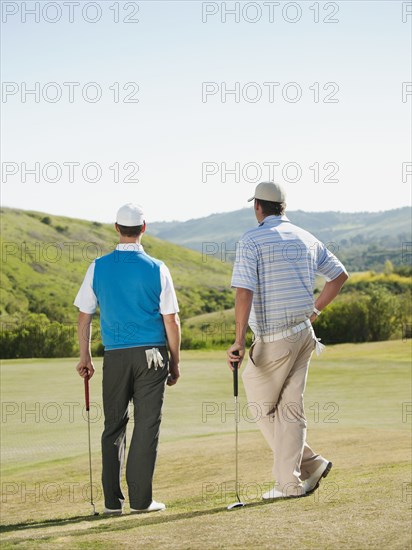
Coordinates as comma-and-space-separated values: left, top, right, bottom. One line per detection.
84, 374, 99, 516
227, 350, 245, 511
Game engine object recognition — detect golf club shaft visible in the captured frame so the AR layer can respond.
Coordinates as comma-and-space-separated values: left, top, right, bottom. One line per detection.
235, 394, 239, 501
231, 351, 240, 501
84, 375, 94, 509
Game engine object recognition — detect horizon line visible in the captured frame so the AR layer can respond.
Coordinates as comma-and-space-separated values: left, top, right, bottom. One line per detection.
1, 203, 411, 226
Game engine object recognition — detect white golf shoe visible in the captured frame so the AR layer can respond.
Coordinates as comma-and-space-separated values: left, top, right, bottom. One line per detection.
130, 500, 166, 513
103, 504, 123, 516
302, 460, 333, 494
262, 487, 305, 500
103, 498, 125, 515
103, 506, 123, 515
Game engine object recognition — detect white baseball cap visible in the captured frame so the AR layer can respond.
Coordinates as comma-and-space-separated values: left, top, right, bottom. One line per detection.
248, 181, 286, 203
116, 203, 145, 226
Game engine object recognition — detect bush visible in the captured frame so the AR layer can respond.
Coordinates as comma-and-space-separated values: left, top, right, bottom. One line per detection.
0, 314, 76, 358
395, 265, 412, 277
366, 286, 401, 341
55, 225, 68, 234
315, 298, 370, 344
343, 272, 411, 295
315, 287, 403, 344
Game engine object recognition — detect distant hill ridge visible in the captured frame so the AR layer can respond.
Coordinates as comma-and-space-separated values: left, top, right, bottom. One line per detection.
149, 207, 411, 271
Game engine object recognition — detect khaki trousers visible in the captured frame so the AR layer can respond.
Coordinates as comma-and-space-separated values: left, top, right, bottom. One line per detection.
242, 327, 325, 496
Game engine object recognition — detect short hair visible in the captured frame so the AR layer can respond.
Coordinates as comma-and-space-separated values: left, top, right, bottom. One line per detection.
256, 199, 285, 216
116, 223, 144, 237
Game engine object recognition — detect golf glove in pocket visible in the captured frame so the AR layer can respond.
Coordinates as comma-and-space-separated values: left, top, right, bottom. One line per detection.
145, 348, 165, 370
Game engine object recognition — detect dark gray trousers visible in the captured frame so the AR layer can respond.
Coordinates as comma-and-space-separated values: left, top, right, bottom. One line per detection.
101, 346, 168, 510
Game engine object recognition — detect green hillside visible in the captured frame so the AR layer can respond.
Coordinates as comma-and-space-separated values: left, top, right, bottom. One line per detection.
0, 207, 233, 326
150, 207, 411, 271
1, 207, 410, 357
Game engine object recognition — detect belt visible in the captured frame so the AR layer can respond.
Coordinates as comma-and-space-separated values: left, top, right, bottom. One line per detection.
256, 319, 311, 343
253, 319, 325, 356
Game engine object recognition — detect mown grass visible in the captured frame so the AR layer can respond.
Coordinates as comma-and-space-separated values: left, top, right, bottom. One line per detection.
1, 341, 411, 549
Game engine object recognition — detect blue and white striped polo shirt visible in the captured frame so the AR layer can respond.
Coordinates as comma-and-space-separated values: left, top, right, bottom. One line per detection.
231, 215, 347, 336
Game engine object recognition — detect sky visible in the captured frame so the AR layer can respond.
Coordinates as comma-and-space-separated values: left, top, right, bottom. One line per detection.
1, 0, 411, 223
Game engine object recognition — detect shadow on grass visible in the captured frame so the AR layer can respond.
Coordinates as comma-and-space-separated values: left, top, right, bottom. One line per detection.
0, 499, 277, 536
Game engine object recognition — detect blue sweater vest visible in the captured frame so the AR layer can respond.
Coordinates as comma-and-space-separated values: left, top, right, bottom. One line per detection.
92, 250, 166, 350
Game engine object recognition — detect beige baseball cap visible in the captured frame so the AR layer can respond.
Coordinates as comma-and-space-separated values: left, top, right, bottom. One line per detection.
116, 203, 144, 226
248, 181, 286, 203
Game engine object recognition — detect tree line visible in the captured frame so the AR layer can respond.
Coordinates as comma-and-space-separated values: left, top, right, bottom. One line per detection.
1, 270, 410, 358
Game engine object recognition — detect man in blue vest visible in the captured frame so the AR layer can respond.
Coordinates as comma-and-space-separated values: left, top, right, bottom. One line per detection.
74, 203, 181, 514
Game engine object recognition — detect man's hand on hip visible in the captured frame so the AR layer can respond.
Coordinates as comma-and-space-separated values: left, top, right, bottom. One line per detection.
227, 342, 245, 370
76, 357, 95, 379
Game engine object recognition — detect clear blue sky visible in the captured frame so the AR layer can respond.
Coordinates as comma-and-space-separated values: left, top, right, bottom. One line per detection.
1, 0, 411, 223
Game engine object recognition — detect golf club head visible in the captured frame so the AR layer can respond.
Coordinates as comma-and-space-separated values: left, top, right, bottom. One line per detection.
227, 501, 245, 510
91, 503, 99, 516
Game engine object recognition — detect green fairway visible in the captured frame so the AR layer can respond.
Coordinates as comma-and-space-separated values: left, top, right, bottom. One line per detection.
1, 341, 411, 549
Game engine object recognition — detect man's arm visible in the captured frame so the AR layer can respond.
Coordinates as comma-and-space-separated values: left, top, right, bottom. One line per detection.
310, 271, 348, 322
227, 287, 254, 369
76, 311, 95, 379
162, 313, 181, 386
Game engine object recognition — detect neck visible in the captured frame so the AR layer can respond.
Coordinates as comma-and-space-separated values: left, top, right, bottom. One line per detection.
119, 237, 141, 244
257, 213, 284, 223
256, 212, 267, 223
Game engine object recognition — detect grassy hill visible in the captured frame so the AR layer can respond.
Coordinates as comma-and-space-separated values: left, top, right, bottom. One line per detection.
1, 207, 410, 357
0, 207, 234, 325
150, 207, 412, 271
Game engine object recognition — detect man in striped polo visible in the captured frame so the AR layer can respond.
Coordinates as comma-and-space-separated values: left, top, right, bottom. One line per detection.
227, 182, 348, 499
74, 203, 181, 514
